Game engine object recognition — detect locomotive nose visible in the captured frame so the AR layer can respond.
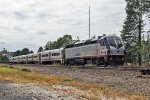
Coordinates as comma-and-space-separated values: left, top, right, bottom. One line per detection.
117, 50, 119, 53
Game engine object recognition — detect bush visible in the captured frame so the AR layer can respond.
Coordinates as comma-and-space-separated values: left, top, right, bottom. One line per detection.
0, 56, 8, 62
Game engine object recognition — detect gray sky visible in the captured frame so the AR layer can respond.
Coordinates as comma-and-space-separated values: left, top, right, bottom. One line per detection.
0, 0, 126, 52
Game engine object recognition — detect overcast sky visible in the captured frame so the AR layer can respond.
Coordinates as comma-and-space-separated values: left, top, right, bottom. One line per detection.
0, 0, 126, 52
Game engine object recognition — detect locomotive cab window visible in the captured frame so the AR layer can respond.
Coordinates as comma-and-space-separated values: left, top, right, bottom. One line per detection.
115, 37, 123, 48
100, 39, 105, 46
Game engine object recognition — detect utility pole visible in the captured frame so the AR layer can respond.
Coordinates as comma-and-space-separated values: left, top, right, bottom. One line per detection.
89, 5, 91, 39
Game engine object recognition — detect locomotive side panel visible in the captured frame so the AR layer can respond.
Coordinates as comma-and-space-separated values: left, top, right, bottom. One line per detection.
64, 43, 106, 65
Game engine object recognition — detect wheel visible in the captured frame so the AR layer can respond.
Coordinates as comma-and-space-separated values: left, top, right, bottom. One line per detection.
110, 58, 117, 67
82, 63, 85, 66
96, 59, 99, 67
103, 59, 107, 67
104, 62, 108, 67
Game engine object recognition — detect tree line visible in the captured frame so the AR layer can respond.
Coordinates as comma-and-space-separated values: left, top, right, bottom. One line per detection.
13, 48, 34, 57
11, 34, 74, 57
37, 34, 73, 52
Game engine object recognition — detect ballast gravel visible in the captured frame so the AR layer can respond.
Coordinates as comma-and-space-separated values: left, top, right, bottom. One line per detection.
12, 65, 150, 99
0, 81, 81, 100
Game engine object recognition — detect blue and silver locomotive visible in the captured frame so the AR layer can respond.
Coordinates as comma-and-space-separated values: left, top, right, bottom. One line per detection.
64, 35, 125, 66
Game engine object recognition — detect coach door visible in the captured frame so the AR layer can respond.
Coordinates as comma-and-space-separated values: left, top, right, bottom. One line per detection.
39, 53, 41, 64
49, 52, 51, 60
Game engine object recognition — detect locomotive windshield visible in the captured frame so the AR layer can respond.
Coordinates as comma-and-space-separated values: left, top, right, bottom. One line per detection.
107, 37, 117, 48
115, 37, 123, 48
107, 36, 123, 48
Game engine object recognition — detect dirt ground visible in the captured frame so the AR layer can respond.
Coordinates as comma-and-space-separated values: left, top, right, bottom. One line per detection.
11, 65, 150, 99
0, 81, 83, 100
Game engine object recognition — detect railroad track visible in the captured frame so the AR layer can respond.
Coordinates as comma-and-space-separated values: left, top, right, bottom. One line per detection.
7, 63, 150, 71
1, 63, 150, 75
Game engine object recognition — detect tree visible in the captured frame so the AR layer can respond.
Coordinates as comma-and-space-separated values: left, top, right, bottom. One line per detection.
21, 48, 30, 55
121, 0, 150, 65
13, 50, 21, 57
2, 48, 7, 53
37, 47, 43, 52
44, 34, 72, 50
0, 56, 8, 62
30, 50, 34, 54
13, 48, 34, 56
57, 34, 72, 47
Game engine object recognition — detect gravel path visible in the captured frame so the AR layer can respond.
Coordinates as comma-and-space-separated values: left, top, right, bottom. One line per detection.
13, 65, 150, 99
0, 81, 81, 100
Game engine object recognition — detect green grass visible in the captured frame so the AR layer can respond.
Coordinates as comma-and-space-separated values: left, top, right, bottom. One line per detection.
0, 67, 17, 74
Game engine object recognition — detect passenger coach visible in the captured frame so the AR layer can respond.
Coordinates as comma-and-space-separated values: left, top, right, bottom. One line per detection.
40, 48, 63, 64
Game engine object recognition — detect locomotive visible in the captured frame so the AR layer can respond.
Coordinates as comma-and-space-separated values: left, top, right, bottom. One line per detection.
9, 35, 125, 66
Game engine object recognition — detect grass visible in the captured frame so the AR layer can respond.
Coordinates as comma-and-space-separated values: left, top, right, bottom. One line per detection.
0, 65, 147, 100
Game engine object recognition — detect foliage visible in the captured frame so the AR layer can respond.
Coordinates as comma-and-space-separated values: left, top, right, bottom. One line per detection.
141, 40, 150, 62
44, 34, 72, 50
30, 50, 34, 54
21, 48, 30, 55
12, 34, 74, 56
37, 47, 43, 52
0, 56, 8, 62
13, 50, 21, 57
121, 0, 150, 64
13, 48, 34, 57
2, 48, 7, 53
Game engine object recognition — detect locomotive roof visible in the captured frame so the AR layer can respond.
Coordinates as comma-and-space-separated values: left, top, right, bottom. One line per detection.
65, 36, 103, 48
40, 48, 63, 53
65, 35, 122, 48
26, 53, 34, 56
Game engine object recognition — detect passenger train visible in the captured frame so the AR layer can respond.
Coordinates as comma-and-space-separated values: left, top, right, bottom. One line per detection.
9, 35, 125, 66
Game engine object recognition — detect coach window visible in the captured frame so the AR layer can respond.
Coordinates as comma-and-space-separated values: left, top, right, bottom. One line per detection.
52, 53, 60, 56
42, 54, 48, 57
34, 56, 38, 58
29, 56, 32, 58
